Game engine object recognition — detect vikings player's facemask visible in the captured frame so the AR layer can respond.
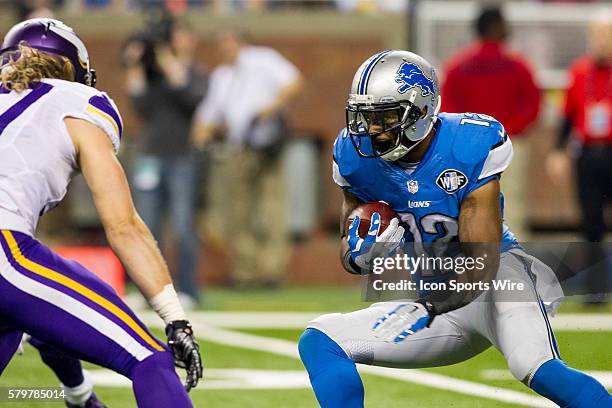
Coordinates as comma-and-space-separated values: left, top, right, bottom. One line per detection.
346, 101, 423, 158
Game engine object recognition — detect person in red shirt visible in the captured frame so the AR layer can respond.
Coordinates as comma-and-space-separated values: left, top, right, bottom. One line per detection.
441, 6, 541, 241
441, 7, 540, 135
547, 15, 612, 304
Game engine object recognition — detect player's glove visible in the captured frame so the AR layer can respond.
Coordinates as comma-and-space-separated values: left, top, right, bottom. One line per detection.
371, 301, 435, 343
166, 320, 203, 392
347, 212, 405, 272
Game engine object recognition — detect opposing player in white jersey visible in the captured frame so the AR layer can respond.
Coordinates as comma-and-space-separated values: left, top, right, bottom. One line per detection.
0, 19, 202, 407
298, 50, 612, 407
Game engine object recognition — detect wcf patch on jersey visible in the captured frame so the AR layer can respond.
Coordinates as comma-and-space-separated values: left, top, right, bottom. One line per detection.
436, 169, 468, 194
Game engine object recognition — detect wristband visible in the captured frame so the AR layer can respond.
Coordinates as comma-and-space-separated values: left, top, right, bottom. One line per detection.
342, 248, 364, 275
149, 284, 187, 325
415, 299, 436, 327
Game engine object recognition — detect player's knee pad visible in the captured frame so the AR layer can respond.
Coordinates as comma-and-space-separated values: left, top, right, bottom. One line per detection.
299, 328, 364, 407
306, 313, 375, 365
306, 313, 345, 341
506, 341, 554, 384
298, 328, 330, 369
299, 328, 349, 373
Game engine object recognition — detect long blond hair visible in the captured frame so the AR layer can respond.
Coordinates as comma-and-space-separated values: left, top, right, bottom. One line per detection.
1, 42, 75, 92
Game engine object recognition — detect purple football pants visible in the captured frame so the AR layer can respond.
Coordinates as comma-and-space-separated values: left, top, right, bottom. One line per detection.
0, 230, 193, 407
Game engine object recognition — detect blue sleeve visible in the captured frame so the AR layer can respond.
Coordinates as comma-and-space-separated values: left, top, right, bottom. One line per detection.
465, 174, 499, 196
332, 129, 352, 189
332, 129, 378, 203
456, 115, 512, 199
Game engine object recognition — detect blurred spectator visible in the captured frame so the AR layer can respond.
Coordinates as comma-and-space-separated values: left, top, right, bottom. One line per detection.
192, 30, 302, 288
441, 5, 540, 240
138, 0, 207, 13
211, 0, 265, 14
210, 0, 333, 13
13, 0, 55, 20
334, 0, 407, 14
60, 0, 128, 16
547, 14, 611, 304
123, 15, 207, 307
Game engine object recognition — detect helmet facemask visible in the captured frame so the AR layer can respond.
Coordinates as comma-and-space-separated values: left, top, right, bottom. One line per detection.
346, 50, 442, 161
346, 95, 426, 160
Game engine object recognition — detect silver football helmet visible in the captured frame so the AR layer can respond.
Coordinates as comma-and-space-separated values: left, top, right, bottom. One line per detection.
346, 50, 441, 161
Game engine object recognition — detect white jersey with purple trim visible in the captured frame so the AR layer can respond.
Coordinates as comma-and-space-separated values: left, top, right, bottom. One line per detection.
0, 79, 123, 236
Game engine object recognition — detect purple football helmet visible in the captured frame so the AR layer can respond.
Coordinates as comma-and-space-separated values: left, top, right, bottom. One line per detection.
0, 18, 96, 87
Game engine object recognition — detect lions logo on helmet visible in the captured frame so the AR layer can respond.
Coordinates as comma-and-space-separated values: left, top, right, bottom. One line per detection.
346, 50, 441, 162
395, 62, 435, 97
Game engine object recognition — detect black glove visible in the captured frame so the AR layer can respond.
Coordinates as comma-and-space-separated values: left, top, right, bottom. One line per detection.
165, 320, 203, 392
415, 299, 437, 327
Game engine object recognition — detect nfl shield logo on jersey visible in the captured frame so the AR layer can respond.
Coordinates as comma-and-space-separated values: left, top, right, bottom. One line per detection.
407, 180, 419, 194
436, 169, 468, 194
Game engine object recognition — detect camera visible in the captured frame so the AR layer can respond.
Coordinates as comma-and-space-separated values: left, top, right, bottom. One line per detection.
121, 9, 175, 80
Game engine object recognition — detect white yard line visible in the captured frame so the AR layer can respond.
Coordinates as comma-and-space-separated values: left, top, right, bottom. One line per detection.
139, 315, 556, 407
362, 367, 556, 408
87, 368, 311, 390
549, 314, 612, 331
137, 310, 612, 331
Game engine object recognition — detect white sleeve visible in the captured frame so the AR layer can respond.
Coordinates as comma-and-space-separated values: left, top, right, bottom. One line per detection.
332, 160, 351, 188
194, 67, 226, 127
81, 92, 123, 154
265, 49, 300, 89
45, 81, 123, 154
479, 132, 513, 180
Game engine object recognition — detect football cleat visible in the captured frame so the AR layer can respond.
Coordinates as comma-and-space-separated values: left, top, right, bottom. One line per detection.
65, 393, 107, 408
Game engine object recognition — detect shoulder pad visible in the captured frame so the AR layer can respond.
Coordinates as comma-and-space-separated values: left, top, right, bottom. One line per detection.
446, 113, 512, 180
332, 128, 348, 159
448, 113, 505, 163
332, 128, 377, 190
46, 80, 123, 154
332, 128, 354, 188
333, 128, 364, 171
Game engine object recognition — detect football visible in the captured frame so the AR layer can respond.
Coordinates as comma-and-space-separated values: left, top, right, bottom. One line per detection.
345, 201, 400, 238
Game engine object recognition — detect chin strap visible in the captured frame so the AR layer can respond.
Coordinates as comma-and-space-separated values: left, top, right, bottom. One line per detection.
381, 135, 425, 161
382, 95, 441, 162
423, 94, 441, 135
381, 119, 436, 161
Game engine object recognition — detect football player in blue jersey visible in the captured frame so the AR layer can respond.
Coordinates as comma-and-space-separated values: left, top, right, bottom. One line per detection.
298, 50, 612, 408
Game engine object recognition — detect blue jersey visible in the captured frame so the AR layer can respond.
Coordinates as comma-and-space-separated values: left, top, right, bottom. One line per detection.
333, 112, 518, 248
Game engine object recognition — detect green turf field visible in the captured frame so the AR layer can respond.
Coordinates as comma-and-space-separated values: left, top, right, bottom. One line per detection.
1, 287, 610, 407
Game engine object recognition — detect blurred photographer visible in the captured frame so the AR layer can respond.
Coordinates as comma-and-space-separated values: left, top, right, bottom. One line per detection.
192, 30, 302, 288
123, 12, 207, 307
